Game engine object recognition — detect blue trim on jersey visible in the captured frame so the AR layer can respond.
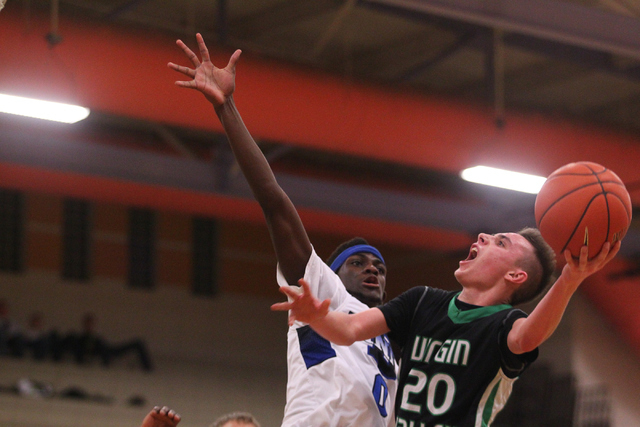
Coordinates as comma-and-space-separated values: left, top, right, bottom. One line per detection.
297, 325, 336, 369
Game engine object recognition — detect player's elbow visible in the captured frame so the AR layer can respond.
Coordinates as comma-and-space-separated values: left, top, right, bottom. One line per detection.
509, 332, 540, 354
255, 185, 288, 211
517, 338, 539, 354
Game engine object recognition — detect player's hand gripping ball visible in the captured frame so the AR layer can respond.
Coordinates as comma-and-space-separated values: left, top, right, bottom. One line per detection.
535, 161, 632, 259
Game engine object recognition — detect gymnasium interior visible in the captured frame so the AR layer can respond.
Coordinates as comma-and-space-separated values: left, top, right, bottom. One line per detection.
1, 1, 640, 426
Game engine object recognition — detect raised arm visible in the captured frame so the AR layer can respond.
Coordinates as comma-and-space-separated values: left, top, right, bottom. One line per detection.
168, 34, 311, 283
507, 241, 620, 354
271, 279, 390, 345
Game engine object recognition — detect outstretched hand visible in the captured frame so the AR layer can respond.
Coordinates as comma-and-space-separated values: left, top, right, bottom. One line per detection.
271, 279, 330, 326
140, 406, 181, 427
562, 241, 621, 286
168, 33, 241, 107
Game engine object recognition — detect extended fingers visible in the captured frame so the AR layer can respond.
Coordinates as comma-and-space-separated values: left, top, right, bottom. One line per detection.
169, 410, 181, 423
270, 286, 302, 311
297, 278, 312, 295
564, 248, 576, 267
196, 33, 211, 63
319, 298, 330, 314
564, 246, 589, 271
271, 301, 293, 312
226, 49, 242, 72
149, 406, 181, 426
279, 285, 303, 299
167, 62, 196, 79
579, 245, 589, 268
176, 39, 201, 67
594, 242, 611, 262
158, 406, 180, 418
606, 241, 622, 261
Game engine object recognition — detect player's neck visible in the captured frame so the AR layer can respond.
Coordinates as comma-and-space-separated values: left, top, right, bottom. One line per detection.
458, 285, 510, 307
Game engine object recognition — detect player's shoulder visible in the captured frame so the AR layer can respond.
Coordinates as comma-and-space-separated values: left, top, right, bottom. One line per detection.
389, 286, 455, 305
502, 307, 530, 323
425, 286, 458, 298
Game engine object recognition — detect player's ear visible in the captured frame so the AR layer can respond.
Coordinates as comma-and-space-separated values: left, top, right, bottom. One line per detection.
505, 269, 527, 285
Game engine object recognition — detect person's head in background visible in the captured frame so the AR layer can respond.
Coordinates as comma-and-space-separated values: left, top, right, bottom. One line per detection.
210, 412, 260, 427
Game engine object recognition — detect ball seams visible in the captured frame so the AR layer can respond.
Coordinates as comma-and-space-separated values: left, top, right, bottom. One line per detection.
537, 182, 616, 224
554, 193, 608, 254
535, 162, 630, 259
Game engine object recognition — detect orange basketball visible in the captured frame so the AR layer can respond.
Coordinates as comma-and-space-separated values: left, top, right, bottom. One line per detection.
534, 161, 632, 259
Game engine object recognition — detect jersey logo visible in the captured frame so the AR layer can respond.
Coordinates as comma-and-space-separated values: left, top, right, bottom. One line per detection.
367, 335, 397, 380
410, 336, 471, 366
297, 325, 336, 369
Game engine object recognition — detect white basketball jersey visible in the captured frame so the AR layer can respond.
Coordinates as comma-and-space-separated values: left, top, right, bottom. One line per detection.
277, 248, 398, 427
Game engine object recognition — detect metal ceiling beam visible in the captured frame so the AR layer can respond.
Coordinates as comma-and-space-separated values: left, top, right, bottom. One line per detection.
312, 0, 358, 58
395, 29, 478, 82
216, 0, 228, 44
104, 0, 149, 20
363, 0, 640, 60
232, 0, 340, 40
4, 5, 640, 196
0, 131, 475, 251
505, 33, 640, 81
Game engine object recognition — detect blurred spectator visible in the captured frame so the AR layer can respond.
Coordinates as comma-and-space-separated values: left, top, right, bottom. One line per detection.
70, 312, 153, 372
70, 312, 110, 366
20, 311, 54, 360
0, 299, 23, 357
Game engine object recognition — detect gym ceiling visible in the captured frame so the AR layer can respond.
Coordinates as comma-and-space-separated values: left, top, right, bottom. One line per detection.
1, 0, 640, 356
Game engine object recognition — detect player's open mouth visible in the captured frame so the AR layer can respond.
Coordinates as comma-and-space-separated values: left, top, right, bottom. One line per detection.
465, 246, 478, 261
363, 276, 379, 287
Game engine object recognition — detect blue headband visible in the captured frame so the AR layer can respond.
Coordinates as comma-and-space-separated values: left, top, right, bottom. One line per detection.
329, 244, 385, 272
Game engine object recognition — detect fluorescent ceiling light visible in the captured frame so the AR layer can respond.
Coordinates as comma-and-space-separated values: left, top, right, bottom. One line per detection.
0, 93, 90, 123
460, 165, 547, 194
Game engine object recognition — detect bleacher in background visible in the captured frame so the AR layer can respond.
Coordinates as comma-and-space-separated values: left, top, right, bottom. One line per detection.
0, 355, 287, 427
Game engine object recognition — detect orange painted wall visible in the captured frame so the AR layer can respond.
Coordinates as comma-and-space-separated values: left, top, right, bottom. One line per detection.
1, 5, 640, 191
24, 193, 62, 272
157, 212, 192, 289
93, 202, 128, 280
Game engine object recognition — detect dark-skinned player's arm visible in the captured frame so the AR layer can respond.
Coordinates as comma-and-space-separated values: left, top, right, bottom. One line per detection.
168, 33, 310, 284
272, 279, 390, 345
507, 241, 619, 354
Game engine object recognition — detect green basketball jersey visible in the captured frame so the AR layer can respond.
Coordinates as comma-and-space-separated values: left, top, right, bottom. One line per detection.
379, 287, 538, 427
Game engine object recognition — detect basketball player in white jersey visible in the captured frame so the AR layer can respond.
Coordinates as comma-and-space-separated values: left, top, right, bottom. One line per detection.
169, 34, 397, 426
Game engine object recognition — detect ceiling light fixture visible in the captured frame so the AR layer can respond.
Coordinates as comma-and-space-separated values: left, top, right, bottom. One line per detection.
0, 93, 90, 124
460, 165, 547, 194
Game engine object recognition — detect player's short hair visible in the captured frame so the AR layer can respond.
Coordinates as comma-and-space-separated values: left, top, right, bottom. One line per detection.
210, 412, 260, 427
326, 237, 370, 268
510, 227, 557, 306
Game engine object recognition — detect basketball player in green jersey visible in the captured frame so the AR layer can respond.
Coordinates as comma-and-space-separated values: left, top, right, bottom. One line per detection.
275, 231, 620, 426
